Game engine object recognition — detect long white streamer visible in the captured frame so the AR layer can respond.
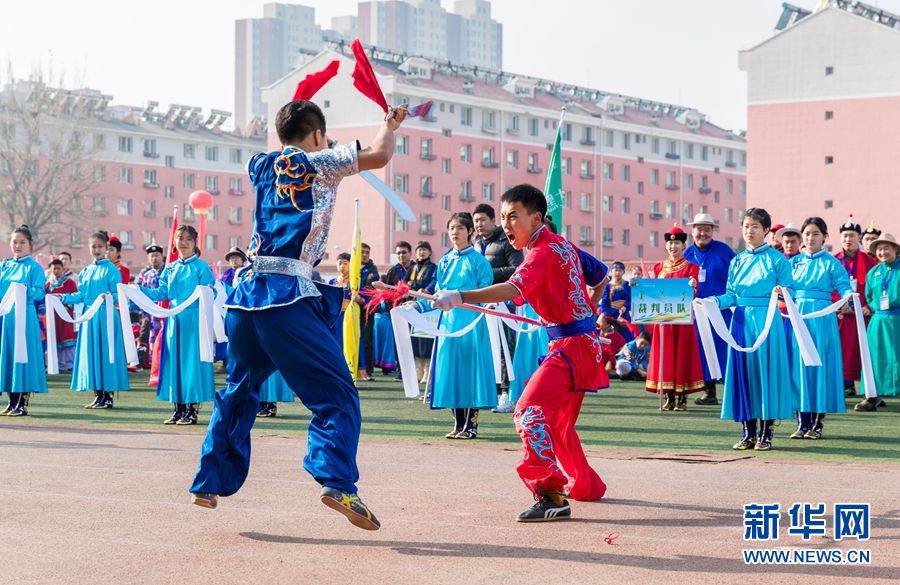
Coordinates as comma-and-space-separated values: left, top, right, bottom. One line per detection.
390, 308, 421, 398
0, 283, 28, 363
45, 293, 114, 374
493, 302, 542, 333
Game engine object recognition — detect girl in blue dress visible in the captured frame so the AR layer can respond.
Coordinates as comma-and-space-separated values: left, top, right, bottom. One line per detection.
600, 261, 632, 322
60, 231, 130, 409
421, 213, 496, 439
788, 217, 854, 439
0, 226, 48, 416
139, 225, 216, 425
714, 208, 795, 451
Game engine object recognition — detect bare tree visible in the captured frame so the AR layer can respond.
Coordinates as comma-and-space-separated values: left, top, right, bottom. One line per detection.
0, 67, 109, 252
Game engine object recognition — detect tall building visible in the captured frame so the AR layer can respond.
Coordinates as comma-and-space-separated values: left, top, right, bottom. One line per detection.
739, 1, 900, 238
261, 45, 746, 266
235, 3, 323, 128
358, 0, 502, 69
0, 81, 265, 273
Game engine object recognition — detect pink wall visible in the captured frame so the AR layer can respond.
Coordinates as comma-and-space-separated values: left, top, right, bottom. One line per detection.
747, 95, 900, 238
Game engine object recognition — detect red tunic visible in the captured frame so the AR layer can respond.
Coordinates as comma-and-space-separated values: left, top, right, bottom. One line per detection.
45, 277, 78, 346
833, 250, 878, 382
645, 258, 706, 395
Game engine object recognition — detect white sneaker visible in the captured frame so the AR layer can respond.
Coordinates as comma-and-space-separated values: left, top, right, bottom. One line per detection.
492, 393, 515, 413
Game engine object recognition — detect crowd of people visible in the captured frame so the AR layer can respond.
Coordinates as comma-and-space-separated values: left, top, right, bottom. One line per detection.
1, 96, 898, 526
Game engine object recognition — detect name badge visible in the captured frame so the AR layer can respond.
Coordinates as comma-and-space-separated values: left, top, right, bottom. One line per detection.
698, 268, 707, 283
850, 278, 858, 291
882, 294, 890, 311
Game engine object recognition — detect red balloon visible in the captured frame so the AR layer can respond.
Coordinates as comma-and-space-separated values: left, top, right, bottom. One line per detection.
189, 190, 214, 213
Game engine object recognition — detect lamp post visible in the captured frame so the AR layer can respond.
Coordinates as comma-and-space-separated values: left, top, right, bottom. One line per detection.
188, 190, 213, 253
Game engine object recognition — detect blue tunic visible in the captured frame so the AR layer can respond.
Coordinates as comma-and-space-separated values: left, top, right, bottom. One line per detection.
61, 259, 130, 392
789, 251, 853, 414
140, 255, 216, 404
600, 281, 632, 321
425, 246, 497, 409
685, 239, 736, 382
259, 370, 296, 403
0, 256, 48, 394
715, 244, 793, 421
508, 303, 550, 403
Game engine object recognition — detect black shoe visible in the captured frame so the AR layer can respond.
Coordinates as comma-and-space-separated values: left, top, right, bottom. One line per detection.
267, 404, 277, 417
164, 405, 185, 425
95, 393, 113, 409
854, 397, 877, 412
176, 405, 198, 425
876, 399, 887, 408
695, 392, 719, 405
455, 429, 478, 440
516, 496, 572, 522
319, 487, 381, 531
256, 402, 270, 417
674, 396, 687, 411
191, 492, 218, 509
803, 428, 822, 440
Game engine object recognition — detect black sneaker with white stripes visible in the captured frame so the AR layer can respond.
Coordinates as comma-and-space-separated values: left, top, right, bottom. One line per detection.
516, 496, 571, 522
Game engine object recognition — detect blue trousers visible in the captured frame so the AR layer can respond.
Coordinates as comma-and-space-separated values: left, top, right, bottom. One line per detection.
190, 296, 361, 496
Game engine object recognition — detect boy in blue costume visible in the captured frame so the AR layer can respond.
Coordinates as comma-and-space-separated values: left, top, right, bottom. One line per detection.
189, 100, 407, 531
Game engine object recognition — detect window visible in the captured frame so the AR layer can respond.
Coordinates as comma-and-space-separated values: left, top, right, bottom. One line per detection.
119, 231, 132, 247
183, 173, 195, 189
621, 229, 630, 246
621, 164, 630, 182
650, 231, 659, 248
621, 197, 630, 214
650, 200, 660, 214
229, 207, 242, 224
441, 158, 451, 174
164, 155, 175, 168
602, 162, 613, 180
460, 181, 472, 200
118, 136, 133, 153
205, 175, 218, 193
726, 178, 733, 194
508, 114, 519, 132
394, 211, 408, 232
208, 205, 218, 221
825, 156, 834, 165
701, 145, 709, 161
602, 195, 613, 213
700, 175, 709, 189
580, 160, 592, 179
93, 165, 106, 181
651, 138, 659, 154
725, 207, 733, 224
527, 153, 540, 172
666, 202, 675, 219
562, 225, 571, 241
825, 66, 834, 75
482, 110, 497, 131
528, 118, 539, 136
143, 138, 157, 156
580, 192, 592, 211
602, 228, 613, 245
623, 133, 631, 150
825, 111, 834, 120
205, 146, 218, 161
637, 213, 644, 227
93, 196, 106, 215
394, 174, 408, 194
603, 129, 614, 148
184, 144, 195, 159
740, 152, 747, 167
460, 107, 472, 126
561, 191, 571, 208
824, 199, 833, 209
714, 191, 720, 203
117, 199, 133, 216
666, 171, 676, 187
507, 150, 518, 168
482, 147, 496, 166
685, 143, 694, 159
581, 126, 594, 145
419, 176, 433, 196
143, 169, 157, 186
205, 234, 218, 251
141, 231, 156, 246
118, 167, 133, 184
230, 148, 242, 164
580, 226, 593, 244
164, 185, 174, 199
683, 203, 693, 223
481, 183, 495, 201
143, 200, 156, 217
396, 135, 408, 155
93, 134, 105, 150
651, 169, 659, 185
229, 236, 243, 249
420, 138, 434, 159
229, 177, 243, 195
419, 214, 433, 235
637, 181, 644, 195
441, 195, 451, 211
459, 143, 472, 163
442, 233, 450, 248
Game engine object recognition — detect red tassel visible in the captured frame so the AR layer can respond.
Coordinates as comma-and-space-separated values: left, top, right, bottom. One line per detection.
362, 281, 411, 320
350, 39, 389, 113
293, 60, 340, 101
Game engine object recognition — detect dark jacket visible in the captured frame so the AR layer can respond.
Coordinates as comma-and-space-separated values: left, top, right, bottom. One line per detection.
407, 259, 437, 294
360, 260, 380, 288
473, 226, 523, 284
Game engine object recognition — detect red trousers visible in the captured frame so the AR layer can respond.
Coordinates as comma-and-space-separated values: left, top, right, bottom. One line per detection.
513, 351, 607, 501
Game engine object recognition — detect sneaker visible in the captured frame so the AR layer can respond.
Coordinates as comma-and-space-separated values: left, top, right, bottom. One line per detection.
789, 427, 809, 439
492, 394, 515, 413
191, 492, 218, 509
733, 437, 757, 450
516, 496, 572, 522
803, 428, 822, 440
694, 393, 719, 406
444, 430, 460, 439
1, 403, 12, 416
176, 410, 198, 425
754, 437, 772, 451
267, 404, 278, 417
674, 397, 687, 411
364, 375, 374, 382
455, 429, 477, 440
164, 409, 183, 425
256, 402, 269, 418
95, 395, 113, 410
7, 406, 27, 417
876, 399, 887, 408
84, 393, 102, 409
853, 398, 877, 412
319, 487, 381, 531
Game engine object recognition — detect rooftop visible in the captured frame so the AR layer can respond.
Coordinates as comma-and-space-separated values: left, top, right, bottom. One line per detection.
776, 0, 900, 32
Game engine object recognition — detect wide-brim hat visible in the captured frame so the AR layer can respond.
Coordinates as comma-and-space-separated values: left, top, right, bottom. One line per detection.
688, 213, 715, 226
868, 233, 899, 255
775, 223, 802, 239
224, 246, 247, 261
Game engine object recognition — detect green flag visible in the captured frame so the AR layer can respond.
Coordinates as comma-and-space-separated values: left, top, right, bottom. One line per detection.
544, 108, 566, 229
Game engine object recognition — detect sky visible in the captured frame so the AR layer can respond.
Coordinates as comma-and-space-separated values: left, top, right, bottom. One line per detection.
3, 0, 900, 131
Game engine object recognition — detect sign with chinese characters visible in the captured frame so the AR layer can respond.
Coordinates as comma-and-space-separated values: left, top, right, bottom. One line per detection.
630, 278, 693, 325
743, 502, 871, 542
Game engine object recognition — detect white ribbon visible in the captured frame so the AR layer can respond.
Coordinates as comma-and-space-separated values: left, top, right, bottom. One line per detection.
485, 313, 515, 383
390, 308, 421, 398
0, 283, 28, 363
693, 289, 821, 380
45, 293, 115, 375
117, 284, 221, 365
493, 302, 543, 333
212, 281, 228, 343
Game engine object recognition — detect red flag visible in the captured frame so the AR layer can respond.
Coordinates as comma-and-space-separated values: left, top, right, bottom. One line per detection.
350, 39, 389, 113
166, 206, 180, 264
293, 60, 340, 101
151, 206, 179, 387
407, 100, 433, 118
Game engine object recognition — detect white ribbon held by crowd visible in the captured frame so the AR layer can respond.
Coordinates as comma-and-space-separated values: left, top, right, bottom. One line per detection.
45, 293, 115, 375
0, 282, 29, 363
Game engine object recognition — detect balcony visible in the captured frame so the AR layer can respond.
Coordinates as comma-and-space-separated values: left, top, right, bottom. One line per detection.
579, 204, 593, 212
481, 160, 499, 169
579, 172, 595, 180
418, 227, 435, 236
229, 188, 243, 196
143, 151, 160, 159
208, 189, 220, 195
419, 152, 437, 161
228, 218, 242, 225
459, 193, 474, 202
422, 114, 437, 123
142, 181, 159, 189
580, 239, 595, 247
725, 161, 737, 168
419, 189, 436, 198
698, 187, 712, 194
481, 124, 498, 135
526, 165, 543, 174
142, 210, 156, 218
649, 212, 663, 220
665, 184, 680, 191
94, 209, 109, 217
579, 138, 595, 146
602, 240, 614, 248
665, 153, 680, 160
714, 167, 721, 174
637, 156, 645, 163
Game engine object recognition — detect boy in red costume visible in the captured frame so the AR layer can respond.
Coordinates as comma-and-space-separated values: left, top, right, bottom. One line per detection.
431, 184, 609, 522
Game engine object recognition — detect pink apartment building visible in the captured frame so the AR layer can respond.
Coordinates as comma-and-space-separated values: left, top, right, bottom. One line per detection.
262, 45, 747, 266
1, 82, 265, 274
739, 2, 900, 239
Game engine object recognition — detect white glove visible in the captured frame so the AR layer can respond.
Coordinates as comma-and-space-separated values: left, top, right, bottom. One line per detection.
430, 290, 463, 311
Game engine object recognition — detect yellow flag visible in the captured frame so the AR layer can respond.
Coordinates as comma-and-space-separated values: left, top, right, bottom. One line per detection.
342, 200, 362, 378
